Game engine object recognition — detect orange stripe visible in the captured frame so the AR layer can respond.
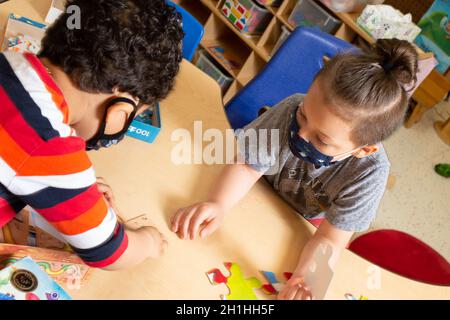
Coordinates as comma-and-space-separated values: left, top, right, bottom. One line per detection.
44, 83, 69, 124
0, 126, 29, 170
17, 149, 92, 176
51, 197, 108, 235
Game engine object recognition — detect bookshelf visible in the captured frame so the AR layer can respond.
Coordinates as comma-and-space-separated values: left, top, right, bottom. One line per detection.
174, 0, 449, 126
174, 0, 353, 103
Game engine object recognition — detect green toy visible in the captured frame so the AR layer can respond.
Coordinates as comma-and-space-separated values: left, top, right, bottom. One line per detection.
434, 163, 450, 178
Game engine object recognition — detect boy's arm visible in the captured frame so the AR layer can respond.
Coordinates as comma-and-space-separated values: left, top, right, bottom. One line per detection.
9, 139, 166, 270
171, 162, 263, 240
279, 220, 353, 300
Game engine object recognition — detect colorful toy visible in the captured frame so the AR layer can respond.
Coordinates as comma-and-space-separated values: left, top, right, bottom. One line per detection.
221, 0, 272, 36
206, 262, 262, 300
415, 0, 450, 74
0, 244, 92, 289
0, 257, 71, 300
7, 33, 40, 54
206, 45, 241, 71
435, 163, 450, 178
344, 293, 369, 300
260, 271, 292, 295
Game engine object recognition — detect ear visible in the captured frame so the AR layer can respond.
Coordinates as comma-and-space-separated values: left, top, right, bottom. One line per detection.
352, 145, 379, 158
104, 100, 135, 135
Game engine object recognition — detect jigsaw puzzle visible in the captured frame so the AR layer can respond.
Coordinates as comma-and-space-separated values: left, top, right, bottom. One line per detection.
260, 271, 293, 295
206, 262, 262, 300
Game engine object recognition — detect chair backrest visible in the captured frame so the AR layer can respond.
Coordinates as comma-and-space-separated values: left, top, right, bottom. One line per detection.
349, 229, 450, 286
169, 1, 204, 61
225, 27, 354, 129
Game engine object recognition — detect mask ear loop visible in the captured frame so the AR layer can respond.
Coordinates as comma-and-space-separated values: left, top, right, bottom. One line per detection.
85, 97, 138, 149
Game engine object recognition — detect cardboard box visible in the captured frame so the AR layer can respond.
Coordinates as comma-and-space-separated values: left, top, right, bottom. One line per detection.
126, 103, 161, 144
1, 13, 47, 54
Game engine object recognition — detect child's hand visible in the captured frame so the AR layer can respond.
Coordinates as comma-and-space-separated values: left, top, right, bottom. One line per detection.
96, 177, 118, 209
170, 202, 225, 240
278, 277, 313, 300
135, 226, 168, 258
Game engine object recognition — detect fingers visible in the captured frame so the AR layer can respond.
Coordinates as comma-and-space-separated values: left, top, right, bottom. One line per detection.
178, 206, 198, 240
199, 217, 220, 239
170, 209, 184, 233
96, 177, 116, 206
189, 210, 210, 240
278, 278, 312, 301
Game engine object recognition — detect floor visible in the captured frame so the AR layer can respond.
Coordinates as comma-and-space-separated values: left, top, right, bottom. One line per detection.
368, 100, 450, 261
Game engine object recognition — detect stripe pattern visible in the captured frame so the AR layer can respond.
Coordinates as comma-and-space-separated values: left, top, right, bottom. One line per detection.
0, 52, 128, 267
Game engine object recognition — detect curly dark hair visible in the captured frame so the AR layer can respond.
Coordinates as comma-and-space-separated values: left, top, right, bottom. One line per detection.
39, 0, 184, 105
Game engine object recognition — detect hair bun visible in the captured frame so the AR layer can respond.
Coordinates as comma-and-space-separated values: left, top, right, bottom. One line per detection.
373, 38, 419, 88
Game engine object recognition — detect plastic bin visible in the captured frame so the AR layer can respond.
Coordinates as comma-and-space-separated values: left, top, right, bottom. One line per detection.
288, 0, 341, 34
221, 0, 273, 35
319, 0, 385, 13
271, 25, 291, 56
196, 50, 233, 92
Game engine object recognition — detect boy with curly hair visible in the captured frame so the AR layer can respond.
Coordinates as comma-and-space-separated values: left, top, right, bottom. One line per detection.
0, 0, 183, 269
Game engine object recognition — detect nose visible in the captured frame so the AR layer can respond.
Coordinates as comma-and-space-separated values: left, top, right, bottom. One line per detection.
298, 126, 312, 143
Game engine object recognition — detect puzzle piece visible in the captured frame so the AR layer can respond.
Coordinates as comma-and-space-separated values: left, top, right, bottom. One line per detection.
206, 262, 262, 300
345, 293, 369, 300
260, 271, 292, 295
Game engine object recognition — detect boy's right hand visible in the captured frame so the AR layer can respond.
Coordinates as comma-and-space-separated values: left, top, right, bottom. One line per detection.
170, 202, 225, 240
135, 226, 168, 258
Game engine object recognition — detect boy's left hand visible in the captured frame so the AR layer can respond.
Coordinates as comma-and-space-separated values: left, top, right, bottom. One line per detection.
278, 277, 313, 300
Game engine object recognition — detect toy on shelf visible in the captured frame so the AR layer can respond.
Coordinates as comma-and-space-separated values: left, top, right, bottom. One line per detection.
0, 257, 72, 300
205, 44, 241, 71
221, 0, 272, 36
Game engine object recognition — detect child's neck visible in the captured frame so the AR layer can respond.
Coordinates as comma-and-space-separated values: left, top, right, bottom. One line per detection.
38, 57, 111, 140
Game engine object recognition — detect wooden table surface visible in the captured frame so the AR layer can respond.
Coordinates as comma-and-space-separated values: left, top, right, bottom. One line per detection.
1, 0, 449, 300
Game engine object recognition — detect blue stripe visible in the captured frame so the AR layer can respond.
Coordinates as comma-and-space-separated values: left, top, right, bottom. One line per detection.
0, 53, 59, 141
19, 186, 90, 209
72, 223, 125, 263
0, 184, 26, 213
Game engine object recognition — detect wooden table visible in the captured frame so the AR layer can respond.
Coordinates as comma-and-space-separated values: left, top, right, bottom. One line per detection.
2, 0, 450, 300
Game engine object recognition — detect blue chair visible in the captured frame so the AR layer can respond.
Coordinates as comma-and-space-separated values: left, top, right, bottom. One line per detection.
169, 1, 204, 61
225, 27, 355, 129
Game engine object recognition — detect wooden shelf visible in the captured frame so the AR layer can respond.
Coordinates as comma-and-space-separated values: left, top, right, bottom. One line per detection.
175, 0, 211, 24
179, 0, 440, 110
201, 0, 270, 62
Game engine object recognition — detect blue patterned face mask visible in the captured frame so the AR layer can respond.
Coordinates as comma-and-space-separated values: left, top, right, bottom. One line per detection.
288, 110, 334, 167
288, 107, 363, 167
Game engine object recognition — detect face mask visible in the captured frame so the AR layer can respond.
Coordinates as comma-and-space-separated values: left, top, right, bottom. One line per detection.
85, 97, 138, 151
288, 108, 361, 168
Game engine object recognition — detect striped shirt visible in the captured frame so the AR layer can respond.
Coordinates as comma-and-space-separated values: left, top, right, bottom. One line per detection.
0, 51, 128, 268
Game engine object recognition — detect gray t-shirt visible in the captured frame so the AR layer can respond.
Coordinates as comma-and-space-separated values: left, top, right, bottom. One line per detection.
237, 94, 390, 232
